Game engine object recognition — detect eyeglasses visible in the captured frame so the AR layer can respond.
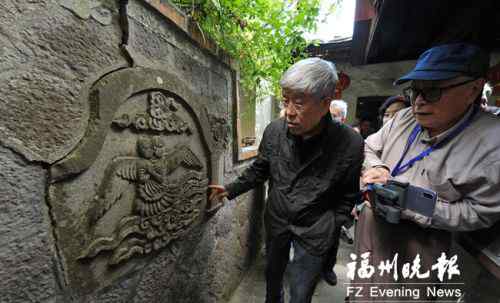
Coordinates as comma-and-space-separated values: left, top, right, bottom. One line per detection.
402, 79, 476, 104
282, 97, 306, 112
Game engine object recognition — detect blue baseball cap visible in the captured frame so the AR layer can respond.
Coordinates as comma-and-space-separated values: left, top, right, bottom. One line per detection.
394, 43, 490, 85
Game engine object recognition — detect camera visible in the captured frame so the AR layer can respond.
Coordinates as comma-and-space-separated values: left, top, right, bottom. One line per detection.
368, 180, 437, 224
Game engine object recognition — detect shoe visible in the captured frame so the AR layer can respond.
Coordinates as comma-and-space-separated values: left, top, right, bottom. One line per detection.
322, 268, 338, 286
340, 225, 354, 244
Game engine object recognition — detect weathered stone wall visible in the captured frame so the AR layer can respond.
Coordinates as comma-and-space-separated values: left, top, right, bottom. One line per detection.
0, 0, 263, 302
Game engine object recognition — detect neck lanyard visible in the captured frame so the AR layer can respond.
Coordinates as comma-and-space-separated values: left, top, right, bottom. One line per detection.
391, 106, 478, 177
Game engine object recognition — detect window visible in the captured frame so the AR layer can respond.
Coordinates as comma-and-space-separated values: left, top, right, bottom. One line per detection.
234, 80, 279, 161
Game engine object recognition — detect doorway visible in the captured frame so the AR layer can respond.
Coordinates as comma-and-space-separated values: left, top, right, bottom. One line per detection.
356, 96, 389, 134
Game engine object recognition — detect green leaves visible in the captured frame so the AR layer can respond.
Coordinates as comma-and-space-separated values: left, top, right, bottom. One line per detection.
172, 0, 328, 98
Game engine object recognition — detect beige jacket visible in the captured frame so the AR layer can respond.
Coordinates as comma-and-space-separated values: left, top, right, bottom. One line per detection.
351, 106, 500, 301
364, 106, 500, 230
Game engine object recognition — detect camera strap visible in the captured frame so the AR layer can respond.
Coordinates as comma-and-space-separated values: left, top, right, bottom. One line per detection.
391, 105, 479, 177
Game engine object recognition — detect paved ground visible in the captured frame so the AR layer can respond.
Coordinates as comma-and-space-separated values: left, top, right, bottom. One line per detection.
229, 234, 354, 303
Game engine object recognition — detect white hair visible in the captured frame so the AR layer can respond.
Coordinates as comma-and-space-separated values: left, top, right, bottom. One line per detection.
483, 82, 493, 101
330, 100, 348, 119
279, 57, 338, 101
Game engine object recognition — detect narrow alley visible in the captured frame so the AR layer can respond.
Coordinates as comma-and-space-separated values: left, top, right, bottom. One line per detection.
229, 235, 354, 303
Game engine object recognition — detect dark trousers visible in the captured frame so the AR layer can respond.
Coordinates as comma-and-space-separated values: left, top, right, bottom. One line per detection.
324, 223, 344, 272
265, 234, 328, 303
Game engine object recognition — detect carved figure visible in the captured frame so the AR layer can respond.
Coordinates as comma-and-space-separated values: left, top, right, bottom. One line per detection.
79, 136, 207, 265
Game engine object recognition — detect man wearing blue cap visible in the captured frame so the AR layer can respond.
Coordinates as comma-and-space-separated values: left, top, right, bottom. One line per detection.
351, 43, 500, 301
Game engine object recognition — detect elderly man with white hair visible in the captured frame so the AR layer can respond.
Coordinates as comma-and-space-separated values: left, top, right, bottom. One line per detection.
209, 57, 364, 303
330, 99, 348, 123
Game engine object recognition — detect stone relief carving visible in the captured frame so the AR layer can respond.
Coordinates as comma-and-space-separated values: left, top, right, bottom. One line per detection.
78, 135, 207, 265
112, 92, 192, 134
48, 67, 226, 294
205, 108, 229, 150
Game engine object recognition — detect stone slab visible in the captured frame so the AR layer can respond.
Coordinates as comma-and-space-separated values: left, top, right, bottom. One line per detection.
0, 0, 126, 163
0, 144, 57, 303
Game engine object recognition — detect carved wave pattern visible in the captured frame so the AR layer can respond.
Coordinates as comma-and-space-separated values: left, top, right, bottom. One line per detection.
79, 171, 208, 266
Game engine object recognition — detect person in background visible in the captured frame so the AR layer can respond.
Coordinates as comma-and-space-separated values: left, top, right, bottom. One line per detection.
351, 123, 360, 134
209, 57, 364, 303
328, 99, 357, 247
379, 95, 410, 126
330, 100, 348, 123
324, 99, 356, 286
481, 82, 500, 116
358, 118, 375, 139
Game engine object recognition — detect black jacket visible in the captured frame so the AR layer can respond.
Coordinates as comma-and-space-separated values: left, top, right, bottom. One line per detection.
226, 115, 364, 255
